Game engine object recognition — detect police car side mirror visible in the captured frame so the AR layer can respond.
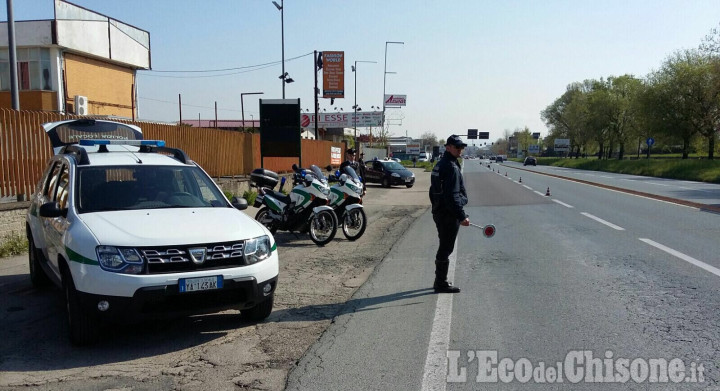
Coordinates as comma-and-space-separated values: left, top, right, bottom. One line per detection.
230, 196, 248, 211
39, 201, 67, 218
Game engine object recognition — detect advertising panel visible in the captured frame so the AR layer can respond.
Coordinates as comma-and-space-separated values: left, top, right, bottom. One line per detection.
260, 99, 301, 158
331, 146, 342, 165
300, 111, 383, 128
322, 51, 345, 98
528, 144, 540, 154
554, 138, 570, 152
384, 94, 407, 107
406, 143, 421, 154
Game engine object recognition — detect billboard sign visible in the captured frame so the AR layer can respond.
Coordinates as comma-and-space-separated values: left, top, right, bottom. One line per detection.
479, 131, 490, 139
330, 146, 342, 165
322, 51, 345, 98
406, 143, 421, 154
554, 138, 570, 152
260, 99, 301, 159
384, 94, 407, 107
528, 144, 540, 154
468, 129, 478, 139
300, 111, 383, 128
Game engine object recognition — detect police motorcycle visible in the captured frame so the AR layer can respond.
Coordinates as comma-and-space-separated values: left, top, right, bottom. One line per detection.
251, 164, 338, 246
327, 165, 367, 241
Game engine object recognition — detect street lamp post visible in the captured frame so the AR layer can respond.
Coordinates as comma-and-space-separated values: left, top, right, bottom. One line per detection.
241, 92, 263, 131
272, 0, 289, 98
382, 41, 404, 135
352, 60, 376, 149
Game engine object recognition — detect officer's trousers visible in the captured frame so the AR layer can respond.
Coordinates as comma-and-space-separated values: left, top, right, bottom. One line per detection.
432, 212, 461, 282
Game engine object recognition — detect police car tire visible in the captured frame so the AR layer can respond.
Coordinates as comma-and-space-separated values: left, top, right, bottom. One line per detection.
63, 267, 99, 346
28, 235, 51, 288
382, 178, 390, 188
406, 184, 413, 188
242, 294, 274, 321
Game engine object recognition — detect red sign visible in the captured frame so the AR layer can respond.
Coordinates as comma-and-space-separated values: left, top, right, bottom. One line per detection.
322, 51, 345, 98
301, 114, 311, 127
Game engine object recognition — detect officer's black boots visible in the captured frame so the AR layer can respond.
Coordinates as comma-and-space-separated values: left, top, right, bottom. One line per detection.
434, 260, 460, 293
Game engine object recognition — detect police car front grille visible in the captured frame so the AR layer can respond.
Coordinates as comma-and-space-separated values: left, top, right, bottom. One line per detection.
139, 242, 245, 274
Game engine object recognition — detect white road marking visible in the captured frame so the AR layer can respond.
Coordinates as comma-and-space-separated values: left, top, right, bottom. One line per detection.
523, 185, 533, 190
421, 240, 458, 391
580, 212, 625, 230
552, 199, 574, 208
534, 191, 545, 196
639, 238, 720, 278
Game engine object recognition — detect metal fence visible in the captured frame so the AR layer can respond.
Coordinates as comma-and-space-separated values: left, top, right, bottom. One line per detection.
0, 109, 344, 199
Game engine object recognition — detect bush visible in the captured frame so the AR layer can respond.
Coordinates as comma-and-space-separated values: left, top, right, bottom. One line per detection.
242, 190, 258, 205
0, 232, 27, 258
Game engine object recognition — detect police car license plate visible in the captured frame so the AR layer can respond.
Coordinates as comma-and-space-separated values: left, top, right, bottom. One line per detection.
179, 276, 223, 293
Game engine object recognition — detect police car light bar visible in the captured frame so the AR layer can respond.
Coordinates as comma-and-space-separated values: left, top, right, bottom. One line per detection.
79, 139, 166, 147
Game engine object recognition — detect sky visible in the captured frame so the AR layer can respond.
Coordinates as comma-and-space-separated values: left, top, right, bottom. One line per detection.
2, 0, 720, 143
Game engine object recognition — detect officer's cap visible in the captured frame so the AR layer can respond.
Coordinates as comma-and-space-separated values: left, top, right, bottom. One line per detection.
445, 135, 467, 148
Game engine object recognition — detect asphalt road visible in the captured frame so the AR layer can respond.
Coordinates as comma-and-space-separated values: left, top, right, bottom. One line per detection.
287, 159, 720, 390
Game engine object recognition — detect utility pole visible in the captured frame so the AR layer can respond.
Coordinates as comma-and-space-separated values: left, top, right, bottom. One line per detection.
6, 0, 19, 110
382, 41, 404, 137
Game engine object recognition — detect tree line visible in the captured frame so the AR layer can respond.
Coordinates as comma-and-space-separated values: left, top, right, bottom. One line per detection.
541, 24, 720, 160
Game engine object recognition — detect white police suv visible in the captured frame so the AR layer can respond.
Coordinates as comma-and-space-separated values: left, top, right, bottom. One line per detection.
26, 119, 279, 345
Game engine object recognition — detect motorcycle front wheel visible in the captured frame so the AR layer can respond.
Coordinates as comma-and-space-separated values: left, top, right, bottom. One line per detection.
309, 209, 337, 246
255, 207, 279, 234
342, 208, 367, 241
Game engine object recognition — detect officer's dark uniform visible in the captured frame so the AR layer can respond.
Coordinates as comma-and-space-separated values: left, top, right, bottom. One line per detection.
429, 136, 468, 293
340, 148, 366, 190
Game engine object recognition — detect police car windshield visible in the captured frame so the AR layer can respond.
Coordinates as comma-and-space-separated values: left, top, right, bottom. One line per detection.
77, 165, 228, 213
382, 161, 405, 170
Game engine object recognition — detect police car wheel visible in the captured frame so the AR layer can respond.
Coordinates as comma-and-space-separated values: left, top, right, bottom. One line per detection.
28, 235, 51, 288
242, 294, 274, 321
63, 267, 99, 346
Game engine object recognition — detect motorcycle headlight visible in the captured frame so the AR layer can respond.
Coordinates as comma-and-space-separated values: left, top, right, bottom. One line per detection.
244, 235, 272, 265
391, 173, 401, 177
96, 246, 144, 274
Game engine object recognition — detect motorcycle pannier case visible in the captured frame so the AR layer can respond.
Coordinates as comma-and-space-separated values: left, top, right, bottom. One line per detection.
250, 168, 279, 189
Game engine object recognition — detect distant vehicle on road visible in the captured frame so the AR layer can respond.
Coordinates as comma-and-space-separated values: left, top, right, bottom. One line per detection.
364, 159, 415, 188
524, 156, 537, 166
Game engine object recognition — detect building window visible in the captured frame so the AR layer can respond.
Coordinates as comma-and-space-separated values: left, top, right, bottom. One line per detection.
0, 48, 52, 91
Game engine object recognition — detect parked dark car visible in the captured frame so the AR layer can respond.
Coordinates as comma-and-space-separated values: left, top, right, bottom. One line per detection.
524, 156, 537, 166
364, 159, 415, 188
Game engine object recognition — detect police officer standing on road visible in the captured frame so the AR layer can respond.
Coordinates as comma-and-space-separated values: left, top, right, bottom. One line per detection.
429, 135, 470, 293
340, 148, 366, 195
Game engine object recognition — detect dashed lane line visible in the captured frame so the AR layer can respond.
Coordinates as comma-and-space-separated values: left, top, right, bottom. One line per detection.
639, 238, 720, 278
580, 212, 625, 231
552, 199, 574, 208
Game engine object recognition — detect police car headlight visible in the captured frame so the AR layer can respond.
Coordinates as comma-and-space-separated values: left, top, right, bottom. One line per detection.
96, 246, 144, 274
391, 173, 400, 178
244, 235, 271, 265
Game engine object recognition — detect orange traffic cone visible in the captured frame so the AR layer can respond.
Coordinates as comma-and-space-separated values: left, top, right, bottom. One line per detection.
545, 187, 551, 196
